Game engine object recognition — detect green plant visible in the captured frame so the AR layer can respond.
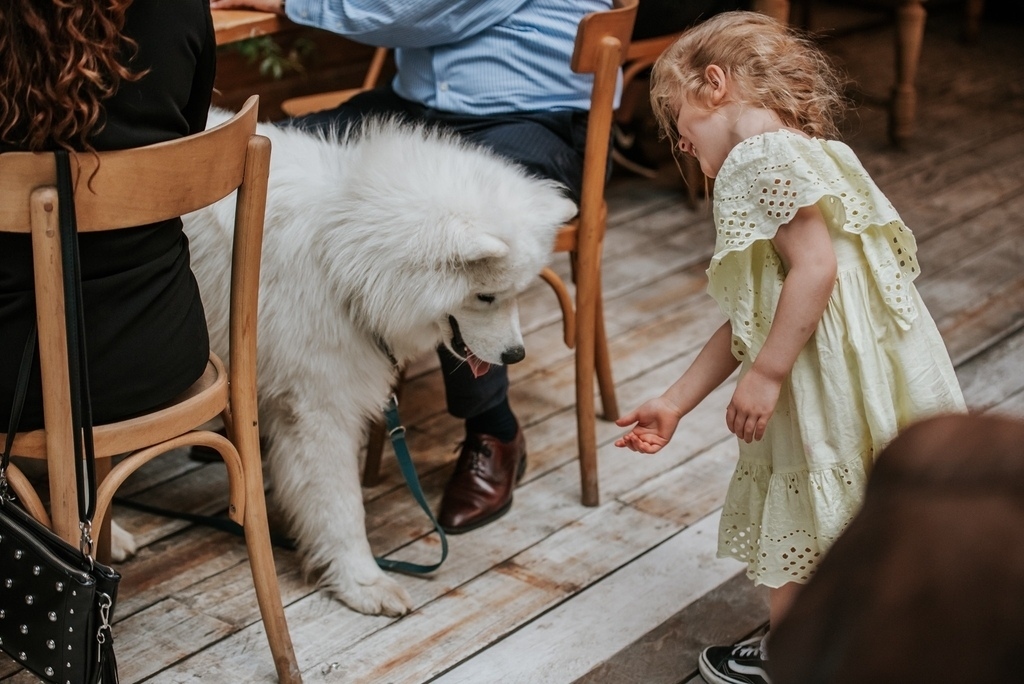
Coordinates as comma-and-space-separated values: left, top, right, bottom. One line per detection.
225, 35, 316, 80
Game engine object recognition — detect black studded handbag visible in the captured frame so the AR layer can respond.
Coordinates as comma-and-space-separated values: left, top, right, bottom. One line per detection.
0, 150, 121, 684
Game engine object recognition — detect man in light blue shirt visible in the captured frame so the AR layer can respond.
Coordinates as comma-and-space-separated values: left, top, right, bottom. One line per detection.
211, 0, 613, 534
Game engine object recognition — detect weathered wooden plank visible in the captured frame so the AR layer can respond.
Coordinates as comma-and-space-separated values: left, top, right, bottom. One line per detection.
920, 231, 1024, 328
430, 514, 734, 684
989, 387, 1024, 417
940, 275, 1024, 366
956, 326, 1024, 411
0, 661, 17, 680
113, 461, 233, 548
112, 598, 237, 682
147, 500, 681, 682
574, 572, 766, 684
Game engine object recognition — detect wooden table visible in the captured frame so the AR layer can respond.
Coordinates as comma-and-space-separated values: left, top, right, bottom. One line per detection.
212, 8, 290, 45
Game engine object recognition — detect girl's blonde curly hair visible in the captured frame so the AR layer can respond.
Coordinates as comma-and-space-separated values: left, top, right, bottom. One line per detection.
650, 11, 847, 153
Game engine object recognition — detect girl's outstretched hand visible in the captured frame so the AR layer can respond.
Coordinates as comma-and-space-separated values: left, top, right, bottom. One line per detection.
614, 397, 683, 454
726, 367, 781, 443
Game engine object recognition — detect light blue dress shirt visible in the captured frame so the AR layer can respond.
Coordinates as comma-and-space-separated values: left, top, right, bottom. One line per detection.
284, 0, 616, 115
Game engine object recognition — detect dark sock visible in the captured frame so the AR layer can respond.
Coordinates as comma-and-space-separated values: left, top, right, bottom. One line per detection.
465, 399, 519, 442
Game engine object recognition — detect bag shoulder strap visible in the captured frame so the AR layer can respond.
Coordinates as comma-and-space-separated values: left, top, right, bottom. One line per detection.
55, 149, 98, 537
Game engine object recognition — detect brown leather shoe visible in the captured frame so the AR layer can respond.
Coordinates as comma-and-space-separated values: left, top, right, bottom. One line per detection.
438, 429, 527, 534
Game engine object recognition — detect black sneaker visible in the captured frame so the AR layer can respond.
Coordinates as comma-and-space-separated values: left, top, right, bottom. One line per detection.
698, 635, 771, 684
611, 121, 659, 179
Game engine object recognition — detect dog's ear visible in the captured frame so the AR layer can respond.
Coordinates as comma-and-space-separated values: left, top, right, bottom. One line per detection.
461, 232, 510, 262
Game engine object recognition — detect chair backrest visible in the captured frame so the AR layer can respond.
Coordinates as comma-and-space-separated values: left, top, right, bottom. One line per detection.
0, 95, 270, 498
571, 0, 639, 221
0, 96, 264, 233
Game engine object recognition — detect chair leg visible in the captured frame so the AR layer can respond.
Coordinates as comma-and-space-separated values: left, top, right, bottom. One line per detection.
95, 457, 113, 565
752, 0, 790, 23
576, 342, 600, 507
237, 427, 302, 683
594, 280, 618, 422
363, 418, 386, 487
890, 1, 926, 146
964, 0, 984, 42
362, 367, 406, 487
242, 483, 302, 683
575, 249, 601, 507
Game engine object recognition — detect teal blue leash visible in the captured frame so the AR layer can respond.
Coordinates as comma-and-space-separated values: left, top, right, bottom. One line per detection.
115, 395, 447, 575
374, 394, 448, 574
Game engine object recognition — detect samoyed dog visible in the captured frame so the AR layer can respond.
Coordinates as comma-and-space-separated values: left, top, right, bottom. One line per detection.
182, 110, 577, 616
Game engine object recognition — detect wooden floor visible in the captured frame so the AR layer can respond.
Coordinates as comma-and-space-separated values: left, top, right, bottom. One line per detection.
4, 6, 1024, 683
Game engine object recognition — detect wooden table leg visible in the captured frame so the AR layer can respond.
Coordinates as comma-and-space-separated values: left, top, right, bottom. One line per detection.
752, 0, 790, 23
891, 0, 927, 146
964, 0, 984, 42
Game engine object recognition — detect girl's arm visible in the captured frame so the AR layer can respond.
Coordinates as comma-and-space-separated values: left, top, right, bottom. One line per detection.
615, 320, 739, 453
727, 203, 837, 442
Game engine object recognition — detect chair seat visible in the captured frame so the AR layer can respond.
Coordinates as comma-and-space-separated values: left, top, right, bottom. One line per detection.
3, 354, 227, 460
281, 45, 392, 118
281, 88, 365, 117
553, 215, 581, 252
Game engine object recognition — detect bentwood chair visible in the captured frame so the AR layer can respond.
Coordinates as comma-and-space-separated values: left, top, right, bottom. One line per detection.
539, 0, 638, 506
0, 96, 301, 683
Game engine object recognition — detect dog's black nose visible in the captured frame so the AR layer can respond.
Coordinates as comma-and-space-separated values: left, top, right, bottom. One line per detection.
501, 346, 526, 364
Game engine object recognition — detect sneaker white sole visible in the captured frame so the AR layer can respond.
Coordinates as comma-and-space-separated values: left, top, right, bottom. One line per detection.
698, 651, 770, 684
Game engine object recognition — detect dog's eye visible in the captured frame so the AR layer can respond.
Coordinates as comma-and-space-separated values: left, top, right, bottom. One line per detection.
477, 294, 496, 304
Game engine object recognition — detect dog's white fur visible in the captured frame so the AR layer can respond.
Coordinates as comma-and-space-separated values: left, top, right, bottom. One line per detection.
181, 111, 576, 615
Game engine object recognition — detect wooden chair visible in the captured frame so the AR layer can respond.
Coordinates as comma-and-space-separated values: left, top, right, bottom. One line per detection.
0, 96, 301, 683
542, 0, 638, 506
280, 46, 390, 117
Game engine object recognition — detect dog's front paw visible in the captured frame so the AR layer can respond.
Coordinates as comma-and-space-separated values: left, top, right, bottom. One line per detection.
323, 564, 414, 616
110, 519, 138, 562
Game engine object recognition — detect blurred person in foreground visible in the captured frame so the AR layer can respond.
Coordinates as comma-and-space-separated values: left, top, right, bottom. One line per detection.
769, 412, 1024, 684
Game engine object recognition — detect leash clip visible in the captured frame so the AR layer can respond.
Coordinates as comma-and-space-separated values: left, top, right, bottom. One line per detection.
384, 394, 405, 437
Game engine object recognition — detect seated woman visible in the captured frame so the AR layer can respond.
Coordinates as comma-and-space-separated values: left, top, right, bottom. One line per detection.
0, 0, 216, 430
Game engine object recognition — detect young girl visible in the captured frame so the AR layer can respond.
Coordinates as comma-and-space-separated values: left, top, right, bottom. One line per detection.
614, 11, 966, 684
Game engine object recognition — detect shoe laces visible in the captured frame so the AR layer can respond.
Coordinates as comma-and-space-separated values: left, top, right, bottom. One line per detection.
454, 438, 491, 475
731, 635, 767, 660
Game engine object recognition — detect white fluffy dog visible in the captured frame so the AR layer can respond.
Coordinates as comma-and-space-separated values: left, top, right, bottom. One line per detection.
182, 110, 577, 615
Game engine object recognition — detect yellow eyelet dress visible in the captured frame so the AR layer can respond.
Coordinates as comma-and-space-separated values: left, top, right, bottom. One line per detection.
708, 130, 966, 588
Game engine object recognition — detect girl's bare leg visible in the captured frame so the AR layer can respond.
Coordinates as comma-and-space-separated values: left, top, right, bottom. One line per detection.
769, 582, 802, 629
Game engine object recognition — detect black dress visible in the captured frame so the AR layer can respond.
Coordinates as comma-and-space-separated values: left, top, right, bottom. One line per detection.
0, 0, 216, 430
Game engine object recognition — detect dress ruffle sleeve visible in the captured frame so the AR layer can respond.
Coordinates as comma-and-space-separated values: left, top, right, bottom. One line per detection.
708, 131, 920, 353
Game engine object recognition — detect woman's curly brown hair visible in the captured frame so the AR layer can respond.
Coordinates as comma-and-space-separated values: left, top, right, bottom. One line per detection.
0, 0, 142, 152
650, 11, 848, 154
